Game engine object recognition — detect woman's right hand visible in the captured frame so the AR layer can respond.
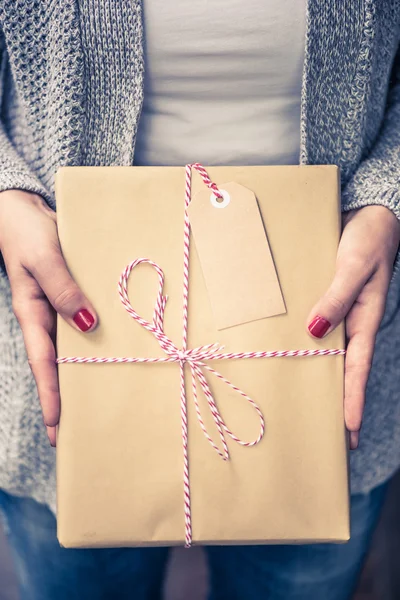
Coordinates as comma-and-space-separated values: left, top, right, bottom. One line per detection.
0, 190, 98, 446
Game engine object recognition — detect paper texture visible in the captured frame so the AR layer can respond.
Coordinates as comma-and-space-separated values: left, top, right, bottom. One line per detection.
188, 182, 286, 329
55, 165, 349, 548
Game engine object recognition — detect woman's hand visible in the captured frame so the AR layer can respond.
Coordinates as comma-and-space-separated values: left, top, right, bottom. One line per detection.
0, 190, 98, 447
307, 205, 400, 450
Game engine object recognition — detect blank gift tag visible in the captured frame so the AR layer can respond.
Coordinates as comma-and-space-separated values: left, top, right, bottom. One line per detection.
188, 182, 286, 330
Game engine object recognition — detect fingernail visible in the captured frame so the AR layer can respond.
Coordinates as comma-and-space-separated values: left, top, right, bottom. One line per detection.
308, 315, 331, 338
73, 309, 95, 332
350, 431, 359, 450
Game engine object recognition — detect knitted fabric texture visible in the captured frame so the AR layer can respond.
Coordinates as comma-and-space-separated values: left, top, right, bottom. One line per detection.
0, 0, 399, 513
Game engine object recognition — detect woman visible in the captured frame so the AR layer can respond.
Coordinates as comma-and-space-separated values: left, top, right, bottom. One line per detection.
0, 1, 399, 599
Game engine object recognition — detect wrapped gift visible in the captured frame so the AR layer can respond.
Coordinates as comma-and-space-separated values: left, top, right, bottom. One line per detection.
55, 165, 349, 548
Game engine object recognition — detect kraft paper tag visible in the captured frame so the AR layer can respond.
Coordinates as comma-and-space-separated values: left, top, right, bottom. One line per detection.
188, 181, 286, 330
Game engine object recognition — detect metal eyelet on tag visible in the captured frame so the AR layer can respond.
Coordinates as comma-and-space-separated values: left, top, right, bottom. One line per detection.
210, 189, 230, 209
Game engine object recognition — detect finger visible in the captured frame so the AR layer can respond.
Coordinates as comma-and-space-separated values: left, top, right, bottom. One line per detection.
27, 246, 97, 332
307, 258, 372, 338
343, 330, 374, 449
344, 282, 387, 449
23, 321, 61, 428
10, 265, 61, 427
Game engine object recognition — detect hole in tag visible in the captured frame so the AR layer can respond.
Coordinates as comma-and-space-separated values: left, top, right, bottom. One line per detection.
210, 189, 230, 209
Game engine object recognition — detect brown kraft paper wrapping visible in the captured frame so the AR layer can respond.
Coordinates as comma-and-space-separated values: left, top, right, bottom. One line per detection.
55, 165, 349, 548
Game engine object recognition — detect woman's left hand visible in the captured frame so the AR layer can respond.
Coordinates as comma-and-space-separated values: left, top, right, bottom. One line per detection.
307, 205, 400, 450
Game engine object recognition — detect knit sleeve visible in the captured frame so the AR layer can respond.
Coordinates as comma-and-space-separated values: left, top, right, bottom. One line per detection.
341, 46, 400, 273
0, 32, 51, 203
0, 124, 52, 201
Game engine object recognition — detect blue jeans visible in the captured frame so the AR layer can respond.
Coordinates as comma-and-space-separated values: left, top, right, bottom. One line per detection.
0, 484, 387, 600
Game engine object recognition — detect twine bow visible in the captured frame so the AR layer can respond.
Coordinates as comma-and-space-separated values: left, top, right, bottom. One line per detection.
118, 258, 265, 464
57, 163, 346, 547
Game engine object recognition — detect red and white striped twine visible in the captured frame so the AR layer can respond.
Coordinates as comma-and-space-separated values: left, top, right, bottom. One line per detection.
57, 164, 345, 547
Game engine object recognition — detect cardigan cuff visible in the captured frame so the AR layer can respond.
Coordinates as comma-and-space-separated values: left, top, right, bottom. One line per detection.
0, 169, 54, 276
0, 168, 54, 208
341, 185, 400, 278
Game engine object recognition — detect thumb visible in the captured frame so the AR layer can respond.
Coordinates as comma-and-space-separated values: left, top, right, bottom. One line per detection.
30, 246, 98, 332
306, 261, 369, 339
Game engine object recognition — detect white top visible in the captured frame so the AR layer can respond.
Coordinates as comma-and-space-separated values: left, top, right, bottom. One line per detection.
134, 0, 306, 166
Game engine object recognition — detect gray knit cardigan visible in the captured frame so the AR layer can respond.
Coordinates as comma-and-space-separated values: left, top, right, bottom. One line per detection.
0, 0, 400, 513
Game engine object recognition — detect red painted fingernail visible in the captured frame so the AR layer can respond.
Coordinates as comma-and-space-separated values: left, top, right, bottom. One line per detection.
73, 309, 95, 332
308, 315, 331, 338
